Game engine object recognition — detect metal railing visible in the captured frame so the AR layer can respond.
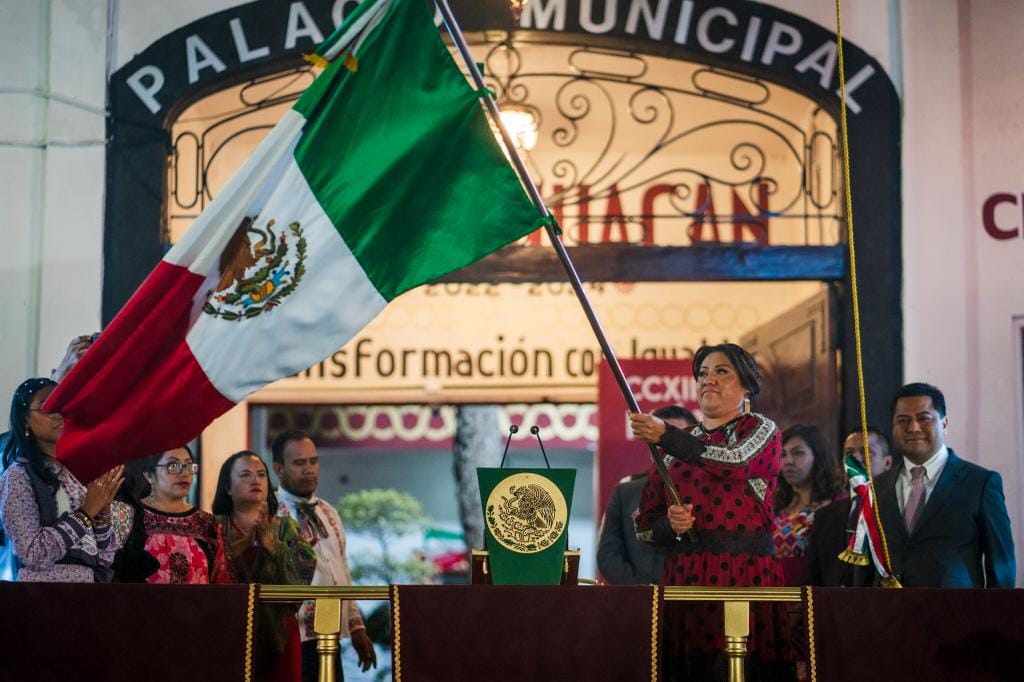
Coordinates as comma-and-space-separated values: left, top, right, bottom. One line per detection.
259, 584, 803, 682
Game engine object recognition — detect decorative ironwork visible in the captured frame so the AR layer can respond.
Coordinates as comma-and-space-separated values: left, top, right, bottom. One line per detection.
166, 66, 316, 244
167, 38, 842, 248
474, 40, 843, 247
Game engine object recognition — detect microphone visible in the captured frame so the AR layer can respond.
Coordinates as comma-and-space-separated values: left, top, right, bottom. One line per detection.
499, 424, 518, 468
530, 425, 551, 468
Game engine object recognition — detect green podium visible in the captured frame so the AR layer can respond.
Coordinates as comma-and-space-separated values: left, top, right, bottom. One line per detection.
476, 467, 576, 585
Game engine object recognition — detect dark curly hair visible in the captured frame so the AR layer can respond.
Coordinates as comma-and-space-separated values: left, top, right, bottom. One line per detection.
2, 378, 60, 488
773, 424, 844, 514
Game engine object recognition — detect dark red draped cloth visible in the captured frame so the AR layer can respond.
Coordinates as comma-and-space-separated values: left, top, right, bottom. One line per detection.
807, 588, 1024, 681
391, 585, 661, 681
0, 583, 254, 681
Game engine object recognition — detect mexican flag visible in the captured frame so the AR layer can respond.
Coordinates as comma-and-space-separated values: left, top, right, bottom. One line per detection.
838, 452, 896, 582
47, 0, 537, 481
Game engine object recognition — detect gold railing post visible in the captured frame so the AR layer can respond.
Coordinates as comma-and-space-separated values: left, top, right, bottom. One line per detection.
723, 600, 750, 682
258, 585, 803, 682
313, 597, 341, 682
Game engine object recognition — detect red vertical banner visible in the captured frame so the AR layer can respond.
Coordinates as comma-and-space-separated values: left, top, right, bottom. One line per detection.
596, 359, 700, 528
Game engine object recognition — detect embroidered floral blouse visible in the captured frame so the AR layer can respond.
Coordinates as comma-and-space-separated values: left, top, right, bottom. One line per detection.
117, 505, 232, 584
636, 412, 782, 548
276, 489, 365, 641
217, 514, 316, 676
632, 413, 788, 661
0, 461, 130, 582
773, 500, 833, 586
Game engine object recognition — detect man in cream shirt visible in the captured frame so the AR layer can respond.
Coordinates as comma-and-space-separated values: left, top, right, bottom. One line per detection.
873, 383, 1014, 587
273, 429, 376, 681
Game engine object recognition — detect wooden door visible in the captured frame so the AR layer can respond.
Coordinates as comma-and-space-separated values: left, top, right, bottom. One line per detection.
740, 287, 839, 449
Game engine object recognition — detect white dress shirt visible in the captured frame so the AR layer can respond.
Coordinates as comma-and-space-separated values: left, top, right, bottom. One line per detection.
897, 445, 949, 512
277, 487, 364, 641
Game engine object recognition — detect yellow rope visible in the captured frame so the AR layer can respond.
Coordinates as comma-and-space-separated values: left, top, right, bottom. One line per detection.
833, 0, 897, 583
244, 584, 255, 682
650, 586, 659, 682
391, 584, 402, 681
806, 587, 817, 682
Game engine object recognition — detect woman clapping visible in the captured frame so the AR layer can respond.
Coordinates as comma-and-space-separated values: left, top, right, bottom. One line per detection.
213, 450, 314, 681
0, 378, 129, 582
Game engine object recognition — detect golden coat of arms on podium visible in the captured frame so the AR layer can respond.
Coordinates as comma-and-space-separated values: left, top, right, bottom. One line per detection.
485, 473, 568, 554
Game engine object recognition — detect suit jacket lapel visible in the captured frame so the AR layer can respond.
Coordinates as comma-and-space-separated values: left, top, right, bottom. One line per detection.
911, 450, 964, 535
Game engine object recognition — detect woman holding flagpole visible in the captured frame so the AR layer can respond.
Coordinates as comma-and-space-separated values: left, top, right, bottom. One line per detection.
631, 343, 790, 679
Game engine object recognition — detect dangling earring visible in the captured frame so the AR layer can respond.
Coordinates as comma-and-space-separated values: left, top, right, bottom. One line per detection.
743, 394, 751, 414
24, 428, 30, 437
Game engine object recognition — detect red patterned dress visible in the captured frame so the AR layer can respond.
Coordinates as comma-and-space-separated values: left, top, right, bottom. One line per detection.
116, 505, 231, 584
143, 507, 231, 584
635, 412, 788, 663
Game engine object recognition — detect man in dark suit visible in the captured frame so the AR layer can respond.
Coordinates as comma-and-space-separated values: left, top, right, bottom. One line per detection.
803, 427, 893, 586
597, 406, 695, 584
873, 382, 1015, 588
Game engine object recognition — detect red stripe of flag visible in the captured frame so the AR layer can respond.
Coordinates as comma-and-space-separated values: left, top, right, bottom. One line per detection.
45, 261, 234, 482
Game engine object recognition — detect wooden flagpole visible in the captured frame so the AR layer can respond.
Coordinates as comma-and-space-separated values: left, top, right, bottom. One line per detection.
433, 0, 693, 538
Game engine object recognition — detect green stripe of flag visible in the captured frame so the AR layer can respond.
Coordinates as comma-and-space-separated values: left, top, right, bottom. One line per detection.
293, 0, 537, 301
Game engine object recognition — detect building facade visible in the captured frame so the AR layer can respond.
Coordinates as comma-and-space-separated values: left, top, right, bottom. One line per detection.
2, 0, 1022, 585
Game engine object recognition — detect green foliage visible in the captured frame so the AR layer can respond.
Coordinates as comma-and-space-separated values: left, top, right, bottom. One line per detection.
349, 553, 437, 587
337, 488, 425, 539
337, 488, 437, 586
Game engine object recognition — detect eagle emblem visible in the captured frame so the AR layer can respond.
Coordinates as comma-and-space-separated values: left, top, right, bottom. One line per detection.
202, 216, 307, 321
485, 474, 568, 554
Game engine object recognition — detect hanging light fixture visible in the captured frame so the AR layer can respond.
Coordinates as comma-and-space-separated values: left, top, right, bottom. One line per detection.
508, 1, 529, 24
498, 106, 538, 152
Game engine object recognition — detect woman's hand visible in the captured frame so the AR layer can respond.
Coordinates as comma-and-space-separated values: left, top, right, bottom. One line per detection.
81, 465, 124, 520
667, 504, 694, 534
256, 503, 276, 553
629, 413, 667, 444
51, 334, 96, 383
228, 527, 255, 558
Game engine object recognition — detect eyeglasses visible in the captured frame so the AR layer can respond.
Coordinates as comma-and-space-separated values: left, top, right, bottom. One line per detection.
157, 462, 199, 475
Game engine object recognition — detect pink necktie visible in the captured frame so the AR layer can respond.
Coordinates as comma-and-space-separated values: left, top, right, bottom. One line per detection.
904, 466, 927, 532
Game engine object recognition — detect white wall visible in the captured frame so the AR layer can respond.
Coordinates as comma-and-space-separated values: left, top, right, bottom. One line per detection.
899, 0, 1024, 583
112, 0, 243, 69
961, 0, 1024, 580
0, 0, 246, 404
900, 0, 972, 426
0, 0, 107, 404
780, 0, 898, 82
